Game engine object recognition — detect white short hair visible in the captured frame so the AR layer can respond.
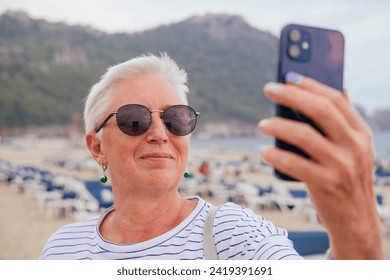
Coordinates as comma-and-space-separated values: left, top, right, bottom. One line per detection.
83, 53, 189, 134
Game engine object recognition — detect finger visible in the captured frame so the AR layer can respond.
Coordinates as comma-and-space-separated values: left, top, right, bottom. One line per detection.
258, 117, 334, 163
343, 88, 350, 102
285, 72, 368, 132
260, 146, 329, 185
341, 88, 371, 134
263, 82, 354, 143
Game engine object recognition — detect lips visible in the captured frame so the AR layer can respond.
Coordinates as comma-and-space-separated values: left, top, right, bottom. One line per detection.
140, 153, 174, 160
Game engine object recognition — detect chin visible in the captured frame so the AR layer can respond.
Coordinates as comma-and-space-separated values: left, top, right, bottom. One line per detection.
145, 171, 181, 188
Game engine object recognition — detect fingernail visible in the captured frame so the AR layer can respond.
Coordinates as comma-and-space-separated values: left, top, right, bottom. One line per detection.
258, 118, 270, 128
263, 82, 282, 94
259, 145, 271, 154
259, 146, 272, 165
285, 71, 302, 85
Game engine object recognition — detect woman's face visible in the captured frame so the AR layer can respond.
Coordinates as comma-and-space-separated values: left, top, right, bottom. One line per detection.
96, 74, 190, 195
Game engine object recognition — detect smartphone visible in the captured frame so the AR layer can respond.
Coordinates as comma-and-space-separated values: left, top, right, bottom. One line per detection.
275, 23, 345, 181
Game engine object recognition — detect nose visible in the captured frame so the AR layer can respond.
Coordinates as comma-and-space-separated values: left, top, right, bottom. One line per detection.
146, 111, 169, 143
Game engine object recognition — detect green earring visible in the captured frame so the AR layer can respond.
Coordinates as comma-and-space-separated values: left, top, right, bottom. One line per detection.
100, 163, 108, 183
183, 171, 190, 178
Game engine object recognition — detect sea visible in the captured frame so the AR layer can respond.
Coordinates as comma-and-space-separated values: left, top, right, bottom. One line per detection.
191, 131, 390, 163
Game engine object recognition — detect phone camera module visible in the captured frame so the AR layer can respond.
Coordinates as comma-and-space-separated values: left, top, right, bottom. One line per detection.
286, 28, 311, 62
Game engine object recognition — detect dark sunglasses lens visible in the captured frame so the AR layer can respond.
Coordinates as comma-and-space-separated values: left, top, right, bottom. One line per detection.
164, 105, 197, 136
116, 105, 150, 136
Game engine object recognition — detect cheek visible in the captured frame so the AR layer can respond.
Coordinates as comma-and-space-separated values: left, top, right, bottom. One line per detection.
176, 138, 190, 167
102, 133, 139, 166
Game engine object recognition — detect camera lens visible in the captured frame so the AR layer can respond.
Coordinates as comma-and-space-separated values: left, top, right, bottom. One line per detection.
289, 29, 301, 42
288, 44, 300, 58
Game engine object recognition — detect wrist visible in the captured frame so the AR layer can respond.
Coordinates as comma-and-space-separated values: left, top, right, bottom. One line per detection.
329, 216, 383, 259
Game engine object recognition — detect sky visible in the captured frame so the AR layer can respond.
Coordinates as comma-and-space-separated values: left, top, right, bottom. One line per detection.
0, 0, 389, 112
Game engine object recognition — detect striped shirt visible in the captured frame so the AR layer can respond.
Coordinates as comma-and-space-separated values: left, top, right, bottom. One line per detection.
39, 196, 302, 260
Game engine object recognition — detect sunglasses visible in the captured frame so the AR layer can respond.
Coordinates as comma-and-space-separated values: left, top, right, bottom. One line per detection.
95, 104, 199, 136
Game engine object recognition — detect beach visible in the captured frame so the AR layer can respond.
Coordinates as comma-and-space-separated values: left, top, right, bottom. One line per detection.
1, 136, 390, 259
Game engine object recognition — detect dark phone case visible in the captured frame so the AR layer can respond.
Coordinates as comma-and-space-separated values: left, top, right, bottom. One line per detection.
275, 24, 345, 181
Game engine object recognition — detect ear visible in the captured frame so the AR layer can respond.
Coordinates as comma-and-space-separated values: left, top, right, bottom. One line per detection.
86, 133, 105, 164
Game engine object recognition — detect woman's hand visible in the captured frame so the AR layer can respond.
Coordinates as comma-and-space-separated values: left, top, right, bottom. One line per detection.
258, 72, 383, 259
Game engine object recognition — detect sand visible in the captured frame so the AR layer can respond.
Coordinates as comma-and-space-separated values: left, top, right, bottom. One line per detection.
1, 137, 390, 259
0, 184, 73, 259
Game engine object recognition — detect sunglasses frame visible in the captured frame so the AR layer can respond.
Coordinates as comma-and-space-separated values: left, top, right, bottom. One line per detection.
95, 104, 199, 136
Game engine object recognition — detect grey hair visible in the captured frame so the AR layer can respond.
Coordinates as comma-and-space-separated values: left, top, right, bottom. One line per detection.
83, 53, 189, 135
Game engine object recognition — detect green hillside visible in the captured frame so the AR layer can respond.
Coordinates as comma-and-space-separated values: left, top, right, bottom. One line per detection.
0, 11, 278, 131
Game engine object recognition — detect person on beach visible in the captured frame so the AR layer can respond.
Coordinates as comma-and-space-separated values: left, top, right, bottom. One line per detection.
40, 53, 383, 260
198, 160, 211, 182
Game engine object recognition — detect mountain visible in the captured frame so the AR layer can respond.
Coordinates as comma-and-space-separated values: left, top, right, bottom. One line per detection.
0, 11, 278, 134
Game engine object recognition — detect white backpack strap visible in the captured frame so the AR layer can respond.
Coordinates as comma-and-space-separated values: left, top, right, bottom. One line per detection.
203, 205, 222, 260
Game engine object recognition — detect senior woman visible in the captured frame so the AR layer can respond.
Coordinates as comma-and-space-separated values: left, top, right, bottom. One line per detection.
40, 53, 382, 260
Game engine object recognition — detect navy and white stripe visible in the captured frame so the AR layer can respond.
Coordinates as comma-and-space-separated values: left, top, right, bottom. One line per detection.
40, 197, 302, 260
